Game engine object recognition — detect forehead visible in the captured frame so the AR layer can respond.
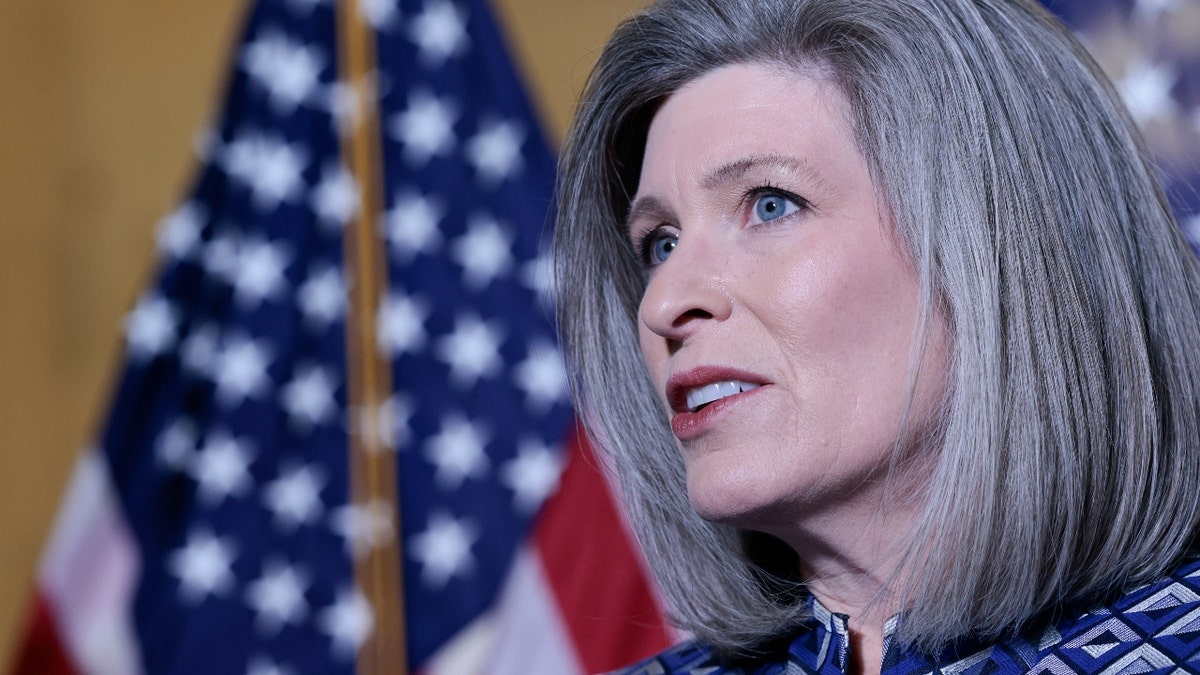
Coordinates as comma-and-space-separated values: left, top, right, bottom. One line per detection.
635, 62, 862, 195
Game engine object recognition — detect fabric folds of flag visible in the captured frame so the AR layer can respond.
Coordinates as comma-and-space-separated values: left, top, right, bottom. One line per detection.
10, 0, 671, 673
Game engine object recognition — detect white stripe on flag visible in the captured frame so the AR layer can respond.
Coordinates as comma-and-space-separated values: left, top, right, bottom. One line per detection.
485, 547, 584, 675
39, 451, 144, 675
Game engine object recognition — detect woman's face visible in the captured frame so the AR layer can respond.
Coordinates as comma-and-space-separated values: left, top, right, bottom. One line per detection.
630, 63, 947, 540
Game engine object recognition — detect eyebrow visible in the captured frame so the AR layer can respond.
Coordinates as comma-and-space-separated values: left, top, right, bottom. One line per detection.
700, 152, 824, 191
624, 194, 676, 236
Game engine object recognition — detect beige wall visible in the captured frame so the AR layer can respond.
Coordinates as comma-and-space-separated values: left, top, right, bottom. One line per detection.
0, 0, 644, 664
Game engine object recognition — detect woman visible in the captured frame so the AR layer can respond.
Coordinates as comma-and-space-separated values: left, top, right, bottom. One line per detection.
554, 0, 1200, 673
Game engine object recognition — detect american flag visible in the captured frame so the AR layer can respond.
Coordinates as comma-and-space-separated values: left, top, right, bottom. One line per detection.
13, 0, 670, 673
1046, 0, 1200, 238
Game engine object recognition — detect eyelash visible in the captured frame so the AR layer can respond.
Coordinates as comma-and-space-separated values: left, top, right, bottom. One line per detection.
634, 226, 677, 268
744, 184, 808, 223
631, 185, 809, 268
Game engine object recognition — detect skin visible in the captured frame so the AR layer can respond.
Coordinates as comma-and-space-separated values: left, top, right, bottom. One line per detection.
628, 62, 949, 674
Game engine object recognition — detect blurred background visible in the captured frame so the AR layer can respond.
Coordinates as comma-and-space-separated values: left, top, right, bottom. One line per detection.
0, 0, 645, 664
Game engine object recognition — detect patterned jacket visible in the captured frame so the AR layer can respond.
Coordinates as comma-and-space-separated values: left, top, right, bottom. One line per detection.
619, 557, 1200, 674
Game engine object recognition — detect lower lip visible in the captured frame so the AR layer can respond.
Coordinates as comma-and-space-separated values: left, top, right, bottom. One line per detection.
670, 387, 764, 441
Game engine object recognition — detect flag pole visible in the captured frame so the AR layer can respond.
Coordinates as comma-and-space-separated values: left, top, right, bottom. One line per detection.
337, 0, 408, 673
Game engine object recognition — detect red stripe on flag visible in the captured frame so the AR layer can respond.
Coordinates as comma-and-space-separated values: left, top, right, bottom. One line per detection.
8, 591, 80, 675
533, 426, 673, 673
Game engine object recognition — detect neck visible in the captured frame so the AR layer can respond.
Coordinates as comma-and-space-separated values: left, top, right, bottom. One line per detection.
847, 621, 886, 675
809, 560, 896, 673
762, 497, 919, 675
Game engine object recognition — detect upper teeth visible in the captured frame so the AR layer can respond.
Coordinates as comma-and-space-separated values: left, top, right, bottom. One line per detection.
686, 381, 760, 412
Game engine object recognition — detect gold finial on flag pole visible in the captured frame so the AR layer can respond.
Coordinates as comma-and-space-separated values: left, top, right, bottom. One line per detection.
336, 0, 408, 672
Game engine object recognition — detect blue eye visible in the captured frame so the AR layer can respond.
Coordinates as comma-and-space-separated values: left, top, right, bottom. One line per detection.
649, 232, 677, 264
640, 230, 677, 266
753, 193, 799, 223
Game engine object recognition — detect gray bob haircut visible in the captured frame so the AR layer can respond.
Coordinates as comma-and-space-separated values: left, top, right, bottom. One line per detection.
554, 0, 1200, 655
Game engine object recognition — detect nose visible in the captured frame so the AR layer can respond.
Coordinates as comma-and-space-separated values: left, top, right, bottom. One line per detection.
637, 234, 732, 346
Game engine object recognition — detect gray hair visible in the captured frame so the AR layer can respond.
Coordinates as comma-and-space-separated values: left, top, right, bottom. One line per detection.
554, 0, 1200, 655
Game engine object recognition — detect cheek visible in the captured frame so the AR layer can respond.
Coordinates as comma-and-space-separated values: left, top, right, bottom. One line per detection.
779, 234, 917, 347
763, 239, 926, 411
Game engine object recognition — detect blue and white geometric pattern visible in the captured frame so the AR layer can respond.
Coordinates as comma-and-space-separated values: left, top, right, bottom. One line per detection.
622, 557, 1200, 674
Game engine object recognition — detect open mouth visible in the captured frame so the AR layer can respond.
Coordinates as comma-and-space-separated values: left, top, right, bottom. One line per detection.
685, 381, 761, 413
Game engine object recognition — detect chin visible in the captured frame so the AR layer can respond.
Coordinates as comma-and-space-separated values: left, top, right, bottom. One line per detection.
685, 467, 784, 526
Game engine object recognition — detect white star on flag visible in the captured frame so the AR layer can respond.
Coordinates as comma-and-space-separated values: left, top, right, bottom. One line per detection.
202, 229, 242, 285
520, 252, 557, 307
500, 438, 564, 513
214, 335, 275, 406
513, 341, 569, 411
263, 464, 326, 530
1184, 213, 1200, 247
190, 431, 255, 506
168, 530, 238, 604
1133, 0, 1183, 23
250, 138, 310, 211
390, 89, 459, 166
384, 189, 444, 260
240, 29, 326, 114
465, 120, 524, 184
1119, 58, 1179, 125
359, 0, 400, 29
232, 237, 292, 308
181, 323, 220, 379
246, 653, 295, 672
247, 657, 296, 675
357, 391, 415, 449
281, 364, 339, 429
297, 265, 347, 329
319, 587, 374, 659
245, 560, 311, 635
125, 293, 180, 361
311, 163, 361, 229
156, 202, 206, 260
410, 511, 479, 588
352, 402, 398, 454
451, 215, 514, 289
377, 290, 431, 356
221, 132, 310, 211
435, 314, 505, 387
425, 415, 490, 489
330, 500, 395, 560
327, 70, 388, 139
408, 0, 469, 67
375, 393, 416, 450
156, 417, 198, 471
